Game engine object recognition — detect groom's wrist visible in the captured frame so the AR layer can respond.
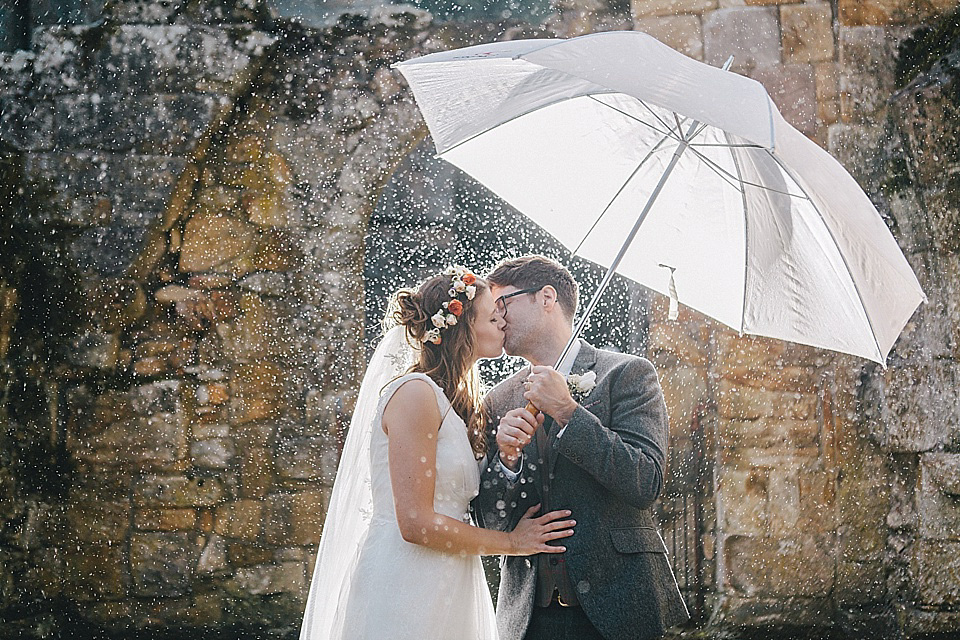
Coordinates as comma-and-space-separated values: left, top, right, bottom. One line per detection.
498, 452, 521, 473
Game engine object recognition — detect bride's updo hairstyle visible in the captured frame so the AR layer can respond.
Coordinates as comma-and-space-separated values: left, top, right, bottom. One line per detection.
388, 268, 489, 459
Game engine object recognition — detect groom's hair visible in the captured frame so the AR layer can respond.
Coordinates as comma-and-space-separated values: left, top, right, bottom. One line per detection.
487, 255, 579, 320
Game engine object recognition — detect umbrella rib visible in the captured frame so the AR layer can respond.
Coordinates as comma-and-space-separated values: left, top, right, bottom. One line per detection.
686, 145, 810, 199
586, 95, 680, 140
691, 143, 765, 149
763, 149, 886, 362
636, 99, 686, 142
683, 145, 745, 193
726, 131, 751, 334
672, 111, 686, 139
572, 132, 677, 255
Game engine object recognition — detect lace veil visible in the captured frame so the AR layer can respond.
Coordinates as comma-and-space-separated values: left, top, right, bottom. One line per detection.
299, 325, 415, 639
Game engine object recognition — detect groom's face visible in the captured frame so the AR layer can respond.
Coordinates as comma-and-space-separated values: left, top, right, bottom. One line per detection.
491, 284, 541, 357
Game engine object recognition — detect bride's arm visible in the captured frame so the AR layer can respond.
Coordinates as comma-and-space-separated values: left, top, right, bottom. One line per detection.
384, 379, 574, 557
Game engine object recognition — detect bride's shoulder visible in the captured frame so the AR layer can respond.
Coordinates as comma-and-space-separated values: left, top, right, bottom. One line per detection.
382, 373, 440, 408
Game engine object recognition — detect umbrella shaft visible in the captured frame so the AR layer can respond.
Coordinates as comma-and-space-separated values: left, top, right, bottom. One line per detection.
557, 135, 693, 368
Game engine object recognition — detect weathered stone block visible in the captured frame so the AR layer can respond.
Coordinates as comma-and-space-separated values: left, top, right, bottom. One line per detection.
196, 533, 228, 575
838, 0, 958, 26
749, 64, 817, 135
66, 501, 130, 543
130, 532, 201, 597
111, 154, 187, 212
715, 331, 785, 373
877, 361, 960, 452
767, 471, 806, 538
130, 379, 180, 414
814, 62, 839, 126
30, 0, 105, 26
134, 507, 198, 531
837, 27, 897, 121
54, 93, 220, 153
30, 26, 92, 94
718, 380, 817, 420
63, 543, 126, 601
229, 361, 284, 424
275, 435, 339, 482
892, 81, 960, 188
179, 210, 257, 272
660, 366, 708, 432
720, 418, 820, 452
191, 437, 236, 469
0, 97, 54, 150
127, 413, 188, 465
23, 152, 114, 224
101, 25, 272, 95
899, 606, 960, 638
703, 7, 780, 70
717, 594, 835, 627
68, 330, 121, 369
836, 560, 886, 606
632, 0, 716, 19
718, 467, 769, 535
909, 540, 960, 606
0, 51, 34, 95
918, 453, 960, 540
781, 4, 834, 64
288, 489, 330, 546
133, 473, 225, 507
240, 446, 274, 498
649, 322, 707, 368
213, 499, 263, 540
228, 542, 273, 567
107, 0, 185, 24
724, 534, 834, 596
232, 562, 305, 596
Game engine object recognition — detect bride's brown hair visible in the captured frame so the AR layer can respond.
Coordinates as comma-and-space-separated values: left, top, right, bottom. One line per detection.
388, 270, 489, 459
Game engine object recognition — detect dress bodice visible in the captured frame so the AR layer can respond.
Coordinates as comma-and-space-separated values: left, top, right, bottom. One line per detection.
370, 373, 481, 524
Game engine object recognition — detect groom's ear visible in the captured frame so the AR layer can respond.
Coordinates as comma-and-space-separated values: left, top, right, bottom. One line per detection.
541, 285, 559, 312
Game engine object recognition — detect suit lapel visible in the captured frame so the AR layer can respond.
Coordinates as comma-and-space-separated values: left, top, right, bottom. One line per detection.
546, 340, 598, 473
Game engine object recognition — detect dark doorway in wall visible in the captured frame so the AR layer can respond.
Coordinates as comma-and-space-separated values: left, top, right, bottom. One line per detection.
364, 138, 650, 368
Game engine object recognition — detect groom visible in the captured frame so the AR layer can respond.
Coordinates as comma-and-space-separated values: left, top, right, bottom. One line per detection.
477, 255, 689, 640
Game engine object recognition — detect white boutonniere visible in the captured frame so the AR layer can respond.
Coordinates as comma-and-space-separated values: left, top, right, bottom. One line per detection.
566, 370, 597, 402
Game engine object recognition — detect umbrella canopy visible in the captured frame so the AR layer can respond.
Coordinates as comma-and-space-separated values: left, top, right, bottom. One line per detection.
393, 31, 925, 365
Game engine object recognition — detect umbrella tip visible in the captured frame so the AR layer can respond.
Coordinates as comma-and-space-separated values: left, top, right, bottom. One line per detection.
722, 56, 734, 71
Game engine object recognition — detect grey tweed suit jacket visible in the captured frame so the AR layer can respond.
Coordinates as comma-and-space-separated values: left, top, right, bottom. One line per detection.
476, 340, 689, 640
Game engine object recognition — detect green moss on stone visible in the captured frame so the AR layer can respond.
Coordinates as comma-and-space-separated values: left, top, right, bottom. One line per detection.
896, 7, 960, 89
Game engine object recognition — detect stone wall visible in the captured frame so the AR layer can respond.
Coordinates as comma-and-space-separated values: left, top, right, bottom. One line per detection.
1, 0, 959, 637
0, 1, 478, 635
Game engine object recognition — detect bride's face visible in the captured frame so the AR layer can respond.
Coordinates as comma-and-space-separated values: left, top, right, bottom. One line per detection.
472, 288, 506, 359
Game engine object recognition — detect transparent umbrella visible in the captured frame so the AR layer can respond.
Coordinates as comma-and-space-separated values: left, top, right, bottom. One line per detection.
393, 31, 925, 366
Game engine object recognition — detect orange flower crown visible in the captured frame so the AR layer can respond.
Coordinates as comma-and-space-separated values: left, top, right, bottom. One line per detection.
423, 266, 478, 345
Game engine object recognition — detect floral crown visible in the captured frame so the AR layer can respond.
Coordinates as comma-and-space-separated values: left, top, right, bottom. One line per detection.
423, 266, 478, 345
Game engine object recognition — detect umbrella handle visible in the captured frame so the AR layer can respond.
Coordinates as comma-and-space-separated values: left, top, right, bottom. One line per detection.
524, 401, 540, 417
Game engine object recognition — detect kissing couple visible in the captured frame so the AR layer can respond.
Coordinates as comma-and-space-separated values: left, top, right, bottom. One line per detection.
299, 255, 688, 640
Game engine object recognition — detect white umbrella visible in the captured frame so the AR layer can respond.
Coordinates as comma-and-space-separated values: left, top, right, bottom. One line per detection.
393, 31, 925, 365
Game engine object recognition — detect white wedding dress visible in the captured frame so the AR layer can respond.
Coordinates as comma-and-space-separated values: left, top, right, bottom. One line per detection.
301, 363, 499, 640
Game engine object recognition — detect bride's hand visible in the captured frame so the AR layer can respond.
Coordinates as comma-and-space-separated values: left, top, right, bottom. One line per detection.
507, 504, 575, 556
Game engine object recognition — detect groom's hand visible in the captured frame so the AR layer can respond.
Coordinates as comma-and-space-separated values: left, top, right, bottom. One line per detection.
524, 366, 579, 426
497, 408, 543, 471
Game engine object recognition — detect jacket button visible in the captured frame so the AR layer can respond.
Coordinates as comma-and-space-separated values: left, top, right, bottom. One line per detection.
550, 558, 559, 566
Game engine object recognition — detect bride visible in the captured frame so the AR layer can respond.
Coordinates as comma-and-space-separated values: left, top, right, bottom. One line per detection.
300, 267, 576, 640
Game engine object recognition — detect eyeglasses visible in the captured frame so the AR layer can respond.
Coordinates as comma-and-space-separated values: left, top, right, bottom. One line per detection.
494, 287, 542, 319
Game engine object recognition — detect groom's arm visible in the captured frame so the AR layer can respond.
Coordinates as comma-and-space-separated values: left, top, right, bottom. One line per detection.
553, 357, 667, 510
